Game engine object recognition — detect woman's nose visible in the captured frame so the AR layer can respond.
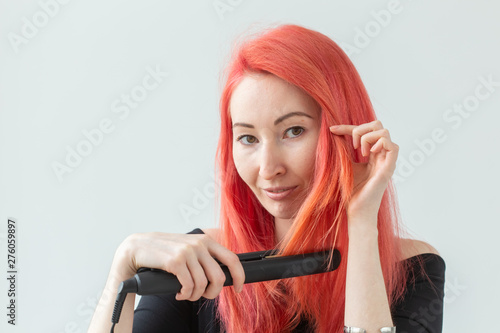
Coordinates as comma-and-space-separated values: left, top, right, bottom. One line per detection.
258, 142, 286, 180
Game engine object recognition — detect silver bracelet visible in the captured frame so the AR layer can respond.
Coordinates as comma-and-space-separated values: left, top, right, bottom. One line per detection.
344, 326, 396, 333
380, 328, 396, 333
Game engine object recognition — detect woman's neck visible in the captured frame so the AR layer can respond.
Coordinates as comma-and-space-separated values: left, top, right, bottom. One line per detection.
274, 217, 294, 244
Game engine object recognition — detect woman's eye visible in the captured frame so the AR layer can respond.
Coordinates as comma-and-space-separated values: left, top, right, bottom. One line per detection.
236, 135, 257, 145
236, 127, 304, 145
286, 126, 304, 138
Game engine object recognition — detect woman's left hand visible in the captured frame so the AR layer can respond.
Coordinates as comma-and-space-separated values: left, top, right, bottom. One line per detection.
329, 120, 398, 223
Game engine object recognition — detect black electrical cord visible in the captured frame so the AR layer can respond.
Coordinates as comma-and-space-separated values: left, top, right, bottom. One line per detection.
110, 278, 138, 333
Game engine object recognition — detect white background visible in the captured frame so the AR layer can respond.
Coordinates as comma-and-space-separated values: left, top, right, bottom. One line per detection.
1, 0, 499, 332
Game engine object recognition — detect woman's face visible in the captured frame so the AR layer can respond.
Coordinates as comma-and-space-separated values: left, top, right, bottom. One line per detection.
230, 73, 321, 223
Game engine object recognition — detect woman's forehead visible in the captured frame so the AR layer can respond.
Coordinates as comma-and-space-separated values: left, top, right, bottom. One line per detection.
229, 74, 320, 124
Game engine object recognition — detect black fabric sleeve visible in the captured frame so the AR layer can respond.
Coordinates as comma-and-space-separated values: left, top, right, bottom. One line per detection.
392, 253, 446, 333
132, 228, 207, 333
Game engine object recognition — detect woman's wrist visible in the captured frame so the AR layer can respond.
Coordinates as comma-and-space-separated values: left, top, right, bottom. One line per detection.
347, 215, 378, 238
112, 234, 140, 278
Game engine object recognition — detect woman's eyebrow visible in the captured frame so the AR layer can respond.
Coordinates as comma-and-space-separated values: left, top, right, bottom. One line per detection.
232, 111, 313, 129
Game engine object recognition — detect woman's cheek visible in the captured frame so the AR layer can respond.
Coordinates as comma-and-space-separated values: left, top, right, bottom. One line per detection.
233, 150, 252, 182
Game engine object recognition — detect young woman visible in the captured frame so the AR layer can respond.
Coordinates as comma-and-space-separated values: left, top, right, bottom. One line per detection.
89, 24, 445, 333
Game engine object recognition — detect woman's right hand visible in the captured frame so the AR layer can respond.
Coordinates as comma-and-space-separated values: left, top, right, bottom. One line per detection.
113, 232, 245, 301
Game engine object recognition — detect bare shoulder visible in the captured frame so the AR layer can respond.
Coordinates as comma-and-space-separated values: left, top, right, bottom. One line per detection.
201, 228, 220, 240
400, 238, 440, 260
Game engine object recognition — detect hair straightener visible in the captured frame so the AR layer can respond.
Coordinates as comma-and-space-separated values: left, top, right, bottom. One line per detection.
110, 248, 341, 332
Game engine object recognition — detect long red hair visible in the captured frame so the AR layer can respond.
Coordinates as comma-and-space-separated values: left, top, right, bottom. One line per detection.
213, 23, 418, 333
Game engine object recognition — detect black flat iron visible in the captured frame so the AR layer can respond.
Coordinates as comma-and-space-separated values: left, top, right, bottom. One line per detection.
110, 248, 341, 332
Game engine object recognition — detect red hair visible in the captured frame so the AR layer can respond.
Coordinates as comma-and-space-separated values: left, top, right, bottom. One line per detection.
213, 23, 420, 333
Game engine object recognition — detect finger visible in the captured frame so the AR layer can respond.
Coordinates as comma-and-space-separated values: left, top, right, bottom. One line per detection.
371, 138, 399, 164
352, 121, 384, 150
172, 262, 195, 301
330, 125, 360, 149
166, 243, 206, 301
366, 138, 400, 175
330, 120, 384, 149
198, 253, 227, 299
329, 124, 357, 135
369, 139, 384, 154
370, 137, 397, 154
207, 242, 245, 294
358, 129, 391, 156
183, 254, 209, 301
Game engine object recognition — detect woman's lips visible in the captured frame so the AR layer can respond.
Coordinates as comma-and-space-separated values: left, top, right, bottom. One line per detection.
264, 186, 297, 201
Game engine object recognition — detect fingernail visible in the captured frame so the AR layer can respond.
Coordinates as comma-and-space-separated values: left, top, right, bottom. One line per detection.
329, 125, 339, 130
